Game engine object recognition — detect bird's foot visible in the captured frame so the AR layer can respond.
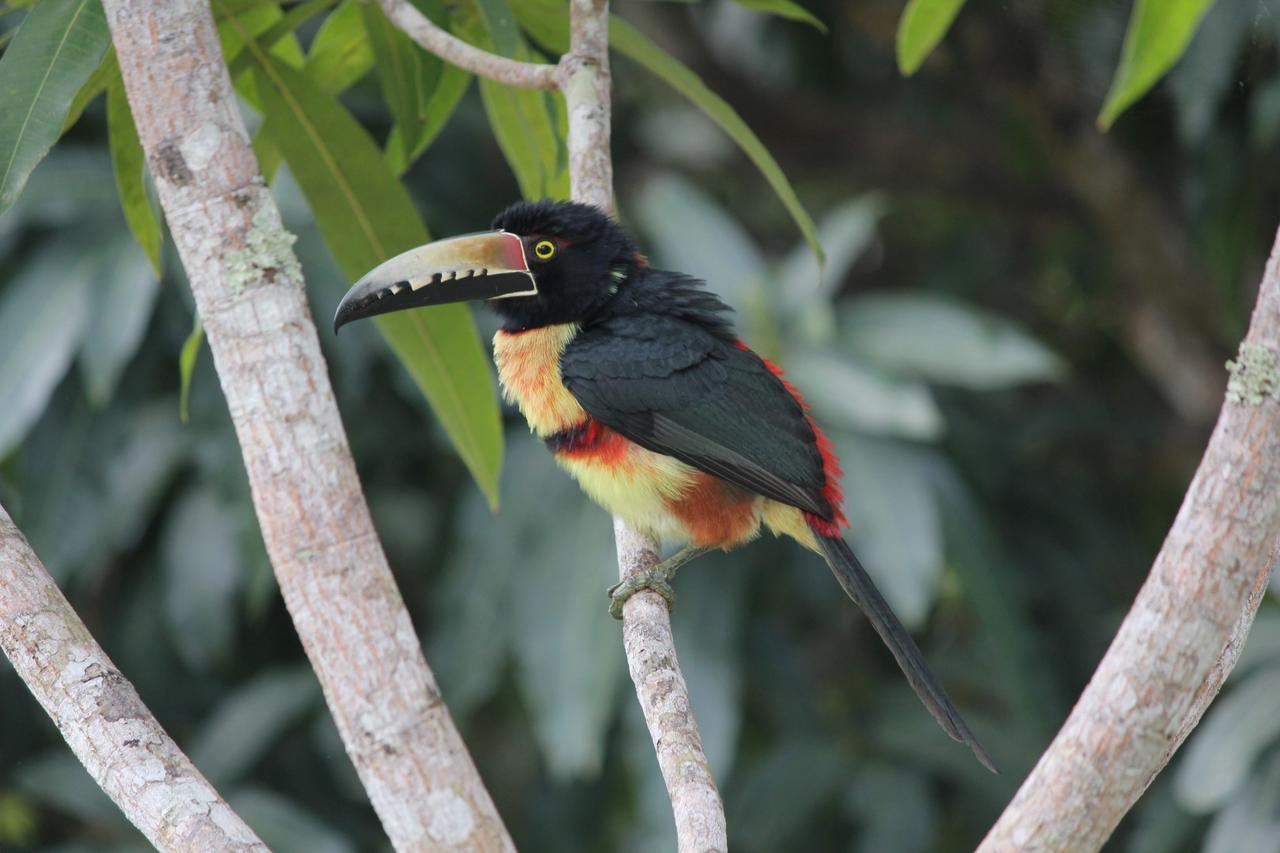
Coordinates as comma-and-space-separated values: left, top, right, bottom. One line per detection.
607, 546, 711, 620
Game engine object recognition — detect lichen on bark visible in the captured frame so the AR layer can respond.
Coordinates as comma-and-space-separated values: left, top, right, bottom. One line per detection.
1225, 342, 1279, 406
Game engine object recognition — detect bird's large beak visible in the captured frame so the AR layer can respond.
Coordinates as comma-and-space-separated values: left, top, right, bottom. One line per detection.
333, 230, 535, 333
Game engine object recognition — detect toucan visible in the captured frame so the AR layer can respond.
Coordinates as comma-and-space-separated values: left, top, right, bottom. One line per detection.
334, 200, 995, 772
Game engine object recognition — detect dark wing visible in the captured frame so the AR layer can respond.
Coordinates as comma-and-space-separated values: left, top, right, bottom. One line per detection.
561, 313, 833, 518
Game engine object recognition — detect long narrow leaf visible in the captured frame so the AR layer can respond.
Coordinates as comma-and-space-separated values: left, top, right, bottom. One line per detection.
387, 62, 471, 176
244, 52, 502, 505
510, 0, 823, 266
106, 78, 164, 276
455, 6, 568, 199
895, 0, 967, 76
362, 1, 438, 163
304, 0, 375, 95
1098, 0, 1217, 129
0, 0, 111, 215
732, 0, 825, 33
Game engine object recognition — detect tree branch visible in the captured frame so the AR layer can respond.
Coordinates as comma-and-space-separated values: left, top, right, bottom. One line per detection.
979, 224, 1280, 849
378, 0, 559, 90
100, 2, 513, 850
0, 505, 267, 851
378, 0, 729, 846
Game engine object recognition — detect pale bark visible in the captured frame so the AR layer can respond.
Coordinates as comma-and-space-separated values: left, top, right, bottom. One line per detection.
979, 227, 1280, 850
100, 2, 513, 850
0, 505, 268, 852
378, 0, 558, 90
385, 1, 729, 848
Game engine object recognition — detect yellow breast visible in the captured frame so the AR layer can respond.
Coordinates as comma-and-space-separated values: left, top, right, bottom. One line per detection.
492, 324, 586, 437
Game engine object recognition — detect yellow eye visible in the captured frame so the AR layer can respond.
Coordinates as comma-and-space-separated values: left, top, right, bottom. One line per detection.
533, 239, 557, 260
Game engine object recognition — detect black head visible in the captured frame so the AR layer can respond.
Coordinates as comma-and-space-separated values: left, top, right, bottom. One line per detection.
488, 200, 638, 330
332, 200, 640, 334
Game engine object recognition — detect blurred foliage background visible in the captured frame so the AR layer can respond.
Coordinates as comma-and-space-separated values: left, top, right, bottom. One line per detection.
1, 0, 1280, 850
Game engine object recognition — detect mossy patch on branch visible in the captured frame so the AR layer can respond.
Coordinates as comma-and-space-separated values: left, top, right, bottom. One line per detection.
1225, 342, 1279, 406
224, 208, 302, 292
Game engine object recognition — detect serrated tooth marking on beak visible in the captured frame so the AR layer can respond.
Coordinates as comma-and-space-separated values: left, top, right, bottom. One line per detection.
388, 284, 403, 295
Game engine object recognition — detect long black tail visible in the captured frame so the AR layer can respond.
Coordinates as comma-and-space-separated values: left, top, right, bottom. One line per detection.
813, 528, 998, 774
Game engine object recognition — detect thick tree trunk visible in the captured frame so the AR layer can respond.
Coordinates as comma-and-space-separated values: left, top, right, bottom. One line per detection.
0, 506, 267, 852
980, 226, 1280, 849
101, 2, 513, 849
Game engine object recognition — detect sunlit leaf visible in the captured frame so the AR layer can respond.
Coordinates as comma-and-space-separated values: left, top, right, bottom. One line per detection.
895, 0, 967, 76
189, 666, 320, 786
362, 1, 437, 161
303, 0, 374, 95
840, 294, 1067, 390
106, 81, 163, 276
178, 316, 204, 424
77, 237, 159, 406
452, 6, 568, 200
386, 62, 470, 176
1097, 0, 1216, 130
0, 0, 111, 215
510, 0, 823, 265
732, 0, 825, 33
226, 0, 333, 80
242, 47, 503, 505
0, 240, 92, 456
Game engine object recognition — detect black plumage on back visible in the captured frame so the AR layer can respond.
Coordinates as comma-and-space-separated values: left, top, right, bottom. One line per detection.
561, 268, 833, 519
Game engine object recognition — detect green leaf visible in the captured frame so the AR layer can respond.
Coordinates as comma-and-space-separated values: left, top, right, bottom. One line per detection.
729, 739, 847, 851
243, 50, 502, 505
454, 8, 568, 200
1175, 666, 1280, 813
783, 351, 944, 441
0, 0, 112, 215
362, 1, 438, 163
106, 79, 164, 276
480, 78, 569, 199
1097, 0, 1217, 130
179, 315, 204, 424
839, 294, 1067, 390
189, 666, 320, 786
511, 0, 822, 264
228, 787, 355, 853
0, 240, 93, 457
60, 44, 116, 134
386, 61, 470, 176
303, 0, 374, 95
77, 238, 160, 406
731, 0, 825, 32
162, 487, 244, 669
895, 0, 967, 76
500, 440, 624, 778
226, 0, 333, 81
830, 434, 943, 627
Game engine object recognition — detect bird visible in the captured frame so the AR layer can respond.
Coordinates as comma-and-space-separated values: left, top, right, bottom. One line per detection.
333, 199, 996, 772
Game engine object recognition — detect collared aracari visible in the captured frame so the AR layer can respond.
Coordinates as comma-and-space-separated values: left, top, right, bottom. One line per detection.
334, 200, 995, 772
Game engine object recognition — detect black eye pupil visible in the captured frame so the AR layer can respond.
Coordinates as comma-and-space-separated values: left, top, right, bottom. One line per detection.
536, 241, 554, 258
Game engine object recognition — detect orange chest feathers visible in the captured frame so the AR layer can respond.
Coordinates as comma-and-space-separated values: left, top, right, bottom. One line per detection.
492, 324, 586, 437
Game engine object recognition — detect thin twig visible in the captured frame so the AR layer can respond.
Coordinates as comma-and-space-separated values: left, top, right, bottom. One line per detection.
100, 1, 514, 850
378, 0, 559, 90
0, 505, 267, 852
979, 226, 1280, 849
379, 0, 729, 846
